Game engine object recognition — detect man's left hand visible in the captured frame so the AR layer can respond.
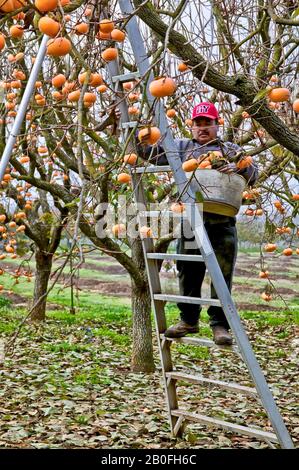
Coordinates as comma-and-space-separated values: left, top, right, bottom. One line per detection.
113, 107, 121, 120
218, 163, 238, 174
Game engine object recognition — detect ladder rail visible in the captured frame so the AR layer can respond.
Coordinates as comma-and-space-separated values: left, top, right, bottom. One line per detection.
0, 35, 49, 181
106, 59, 182, 436
133, 175, 181, 435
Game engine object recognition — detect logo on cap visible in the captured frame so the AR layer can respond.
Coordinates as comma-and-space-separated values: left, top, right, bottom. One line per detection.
195, 104, 210, 114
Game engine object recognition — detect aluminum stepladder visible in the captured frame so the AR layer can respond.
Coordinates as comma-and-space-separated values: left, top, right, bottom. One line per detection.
106, 0, 294, 448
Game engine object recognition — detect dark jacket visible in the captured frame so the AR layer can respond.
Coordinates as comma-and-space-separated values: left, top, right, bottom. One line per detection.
139, 137, 258, 185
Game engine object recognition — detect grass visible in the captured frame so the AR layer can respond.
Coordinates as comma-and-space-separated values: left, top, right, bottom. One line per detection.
93, 327, 130, 346
238, 246, 261, 254
71, 268, 126, 283
44, 342, 91, 353
241, 309, 299, 326
2, 275, 296, 338
0, 248, 298, 362
0, 249, 298, 450
176, 344, 211, 360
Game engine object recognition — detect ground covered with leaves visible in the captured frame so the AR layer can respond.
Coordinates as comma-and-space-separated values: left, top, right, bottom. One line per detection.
0, 294, 298, 449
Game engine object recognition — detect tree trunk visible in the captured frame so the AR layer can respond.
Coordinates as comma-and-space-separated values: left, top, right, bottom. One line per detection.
131, 279, 155, 373
30, 250, 53, 322
130, 238, 155, 373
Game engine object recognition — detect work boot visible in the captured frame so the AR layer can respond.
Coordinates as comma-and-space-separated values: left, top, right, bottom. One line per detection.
164, 321, 199, 338
212, 325, 232, 345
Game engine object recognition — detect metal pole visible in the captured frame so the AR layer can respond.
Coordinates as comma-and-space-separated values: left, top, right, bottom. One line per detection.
0, 34, 49, 182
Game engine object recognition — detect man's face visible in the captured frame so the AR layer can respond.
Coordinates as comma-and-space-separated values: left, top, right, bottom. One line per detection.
191, 117, 218, 144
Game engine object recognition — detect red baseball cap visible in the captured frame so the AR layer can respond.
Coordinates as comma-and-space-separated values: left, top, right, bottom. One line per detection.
192, 102, 219, 120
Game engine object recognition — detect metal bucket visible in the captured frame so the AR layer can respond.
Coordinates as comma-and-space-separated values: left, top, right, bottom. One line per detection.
185, 169, 247, 217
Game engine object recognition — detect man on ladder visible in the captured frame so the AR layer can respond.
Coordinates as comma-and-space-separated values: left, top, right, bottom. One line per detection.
139, 101, 258, 345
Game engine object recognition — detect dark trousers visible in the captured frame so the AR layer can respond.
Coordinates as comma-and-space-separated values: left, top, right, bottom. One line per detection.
176, 217, 238, 329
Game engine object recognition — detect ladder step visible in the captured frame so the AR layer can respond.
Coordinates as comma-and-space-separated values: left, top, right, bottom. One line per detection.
147, 253, 203, 262
112, 71, 140, 83
166, 372, 257, 397
154, 294, 221, 307
171, 410, 279, 443
161, 335, 240, 353
121, 121, 138, 129
134, 165, 172, 173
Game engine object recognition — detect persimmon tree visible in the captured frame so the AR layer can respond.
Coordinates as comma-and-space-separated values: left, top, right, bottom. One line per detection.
0, 168, 69, 321
0, 0, 162, 372
0, 0, 298, 372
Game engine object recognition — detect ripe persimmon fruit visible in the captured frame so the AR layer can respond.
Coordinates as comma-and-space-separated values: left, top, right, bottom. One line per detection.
182, 158, 198, 172
264, 243, 277, 252
123, 153, 137, 165
0, 33, 5, 51
75, 23, 89, 35
166, 109, 176, 118
268, 87, 290, 102
99, 19, 114, 33
273, 200, 282, 209
198, 160, 212, 169
35, 0, 58, 12
97, 84, 107, 93
97, 31, 111, 40
47, 37, 71, 56
20, 156, 30, 163
111, 29, 125, 42
123, 81, 134, 91
10, 25, 24, 38
38, 17, 60, 37
128, 106, 139, 115
261, 292, 272, 302
117, 173, 131, 183
90, 73, 103, 87
83, 92, 96, 104
101, 47, 118, 62
15, 52, 25, 62
52, 74, 66, 88
68, 90, 81, 101
237, 156, 253, 169
178, 62, 189, 72
138, 127, 161, 145
259, 271, 269, 279
128, 92, 139, 102
292, 99, 299, 113
149, 77, 176, 98
0, 0, 15, 13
